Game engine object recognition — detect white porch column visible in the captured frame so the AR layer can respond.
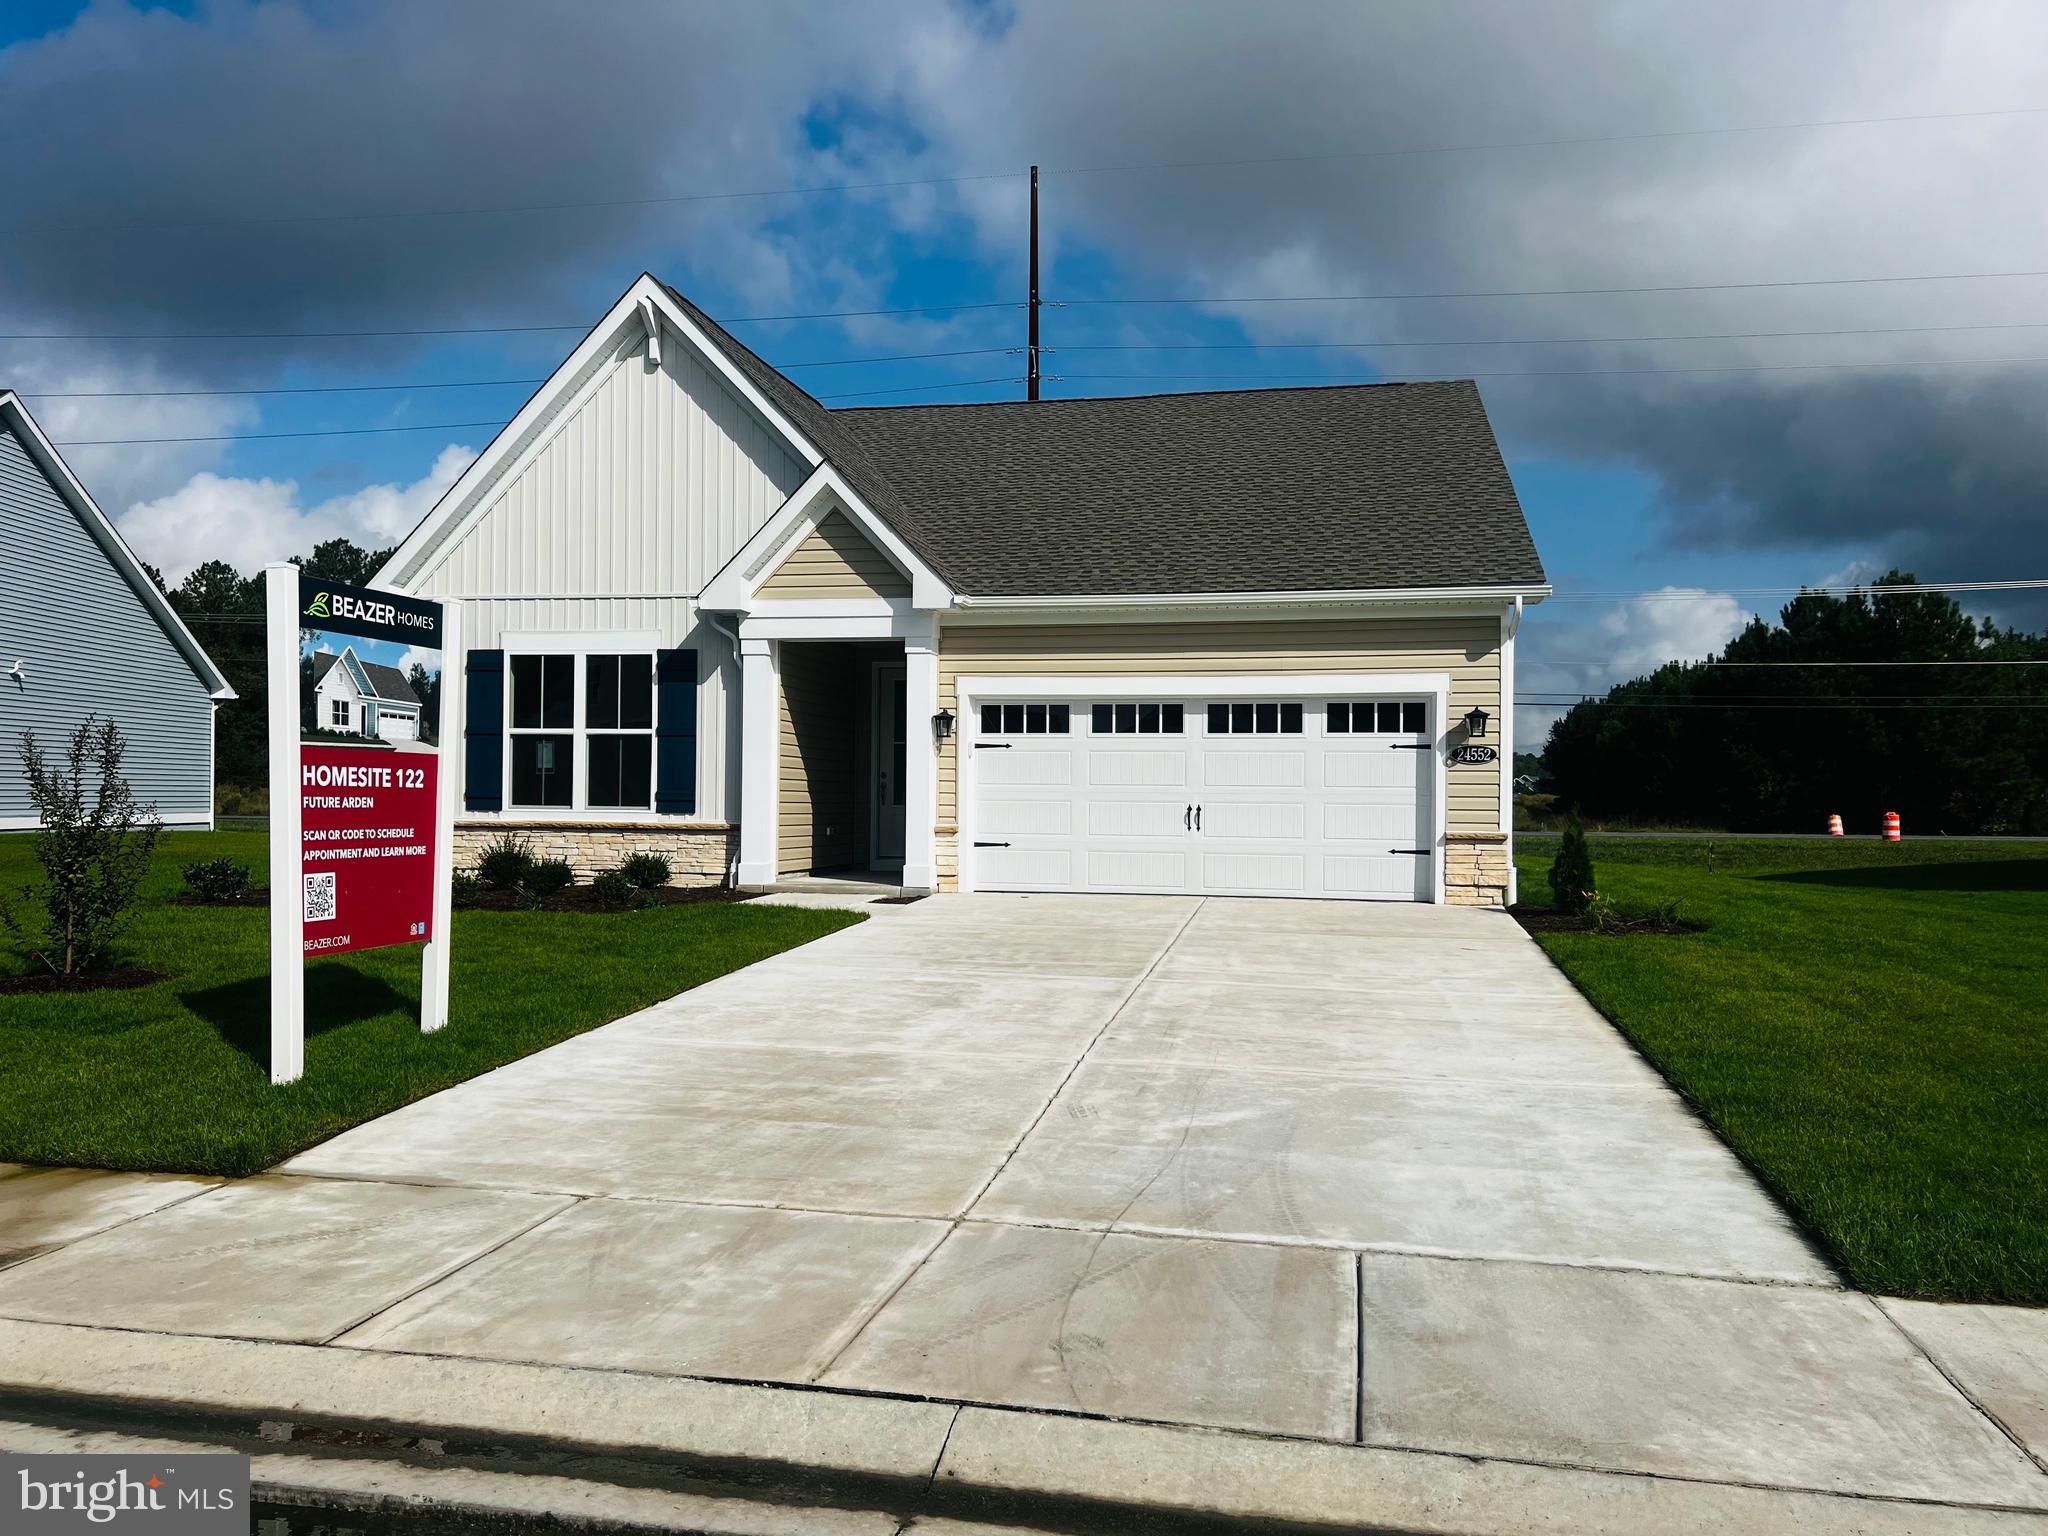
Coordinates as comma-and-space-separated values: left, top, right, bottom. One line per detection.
902, 630, 940, 894
736, 636, 781, 889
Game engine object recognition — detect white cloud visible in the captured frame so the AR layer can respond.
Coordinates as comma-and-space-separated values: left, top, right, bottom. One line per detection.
118, 442, 477, 583
1519, 587, 1752, 750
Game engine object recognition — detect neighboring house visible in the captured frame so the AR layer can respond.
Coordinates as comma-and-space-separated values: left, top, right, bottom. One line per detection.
377, 274, 1548, 904
311, 648, 423, 742
0, 390, 234, 830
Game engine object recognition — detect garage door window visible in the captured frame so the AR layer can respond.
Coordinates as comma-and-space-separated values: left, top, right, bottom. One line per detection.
1091, 702, 1184, 734
1207, 701, 1303, 734
1328, 700, 1428, 734
979, 703, 1071, 735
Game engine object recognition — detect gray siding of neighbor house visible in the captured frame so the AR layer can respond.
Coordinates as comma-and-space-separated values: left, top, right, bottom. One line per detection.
0, 422, 215, 825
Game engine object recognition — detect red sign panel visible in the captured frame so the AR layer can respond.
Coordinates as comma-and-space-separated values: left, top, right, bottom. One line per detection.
299, 745, 438, 956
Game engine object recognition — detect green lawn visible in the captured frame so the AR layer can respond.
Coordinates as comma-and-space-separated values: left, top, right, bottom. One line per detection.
0, 830, 861, 1177
1516, 834, 2048, 1303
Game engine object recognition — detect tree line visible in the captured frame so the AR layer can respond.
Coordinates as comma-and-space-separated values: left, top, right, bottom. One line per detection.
144, 538, 394, 792
1542, 573, 2048, 835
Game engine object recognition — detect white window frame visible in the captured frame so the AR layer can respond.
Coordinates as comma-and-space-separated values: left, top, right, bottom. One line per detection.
501, 630, 662, 818
329, 698, 351, 729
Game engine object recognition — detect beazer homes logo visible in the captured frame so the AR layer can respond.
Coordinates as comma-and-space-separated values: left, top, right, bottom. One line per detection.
304, 590, 434, 631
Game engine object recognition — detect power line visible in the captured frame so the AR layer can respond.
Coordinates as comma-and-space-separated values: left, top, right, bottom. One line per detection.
1056, 356, 2048, 387
0, 302, 1015, 342
817, 376, 1021, 401
57, 418, 509, 447
1052, 267, 2048, 309
1537, 658, 2048, 667
14, 266, 2048, 346
15, 347, 1020, 400
1543, 579, 2048, 601
1056, 319, 2048, 353
25, 377, 547, 400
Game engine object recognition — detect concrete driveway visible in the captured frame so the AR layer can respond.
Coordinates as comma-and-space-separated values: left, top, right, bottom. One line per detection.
3, 894, 2044, 1516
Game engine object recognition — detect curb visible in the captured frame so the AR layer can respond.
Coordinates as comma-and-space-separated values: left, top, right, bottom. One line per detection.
2, 1319, 2043, 1535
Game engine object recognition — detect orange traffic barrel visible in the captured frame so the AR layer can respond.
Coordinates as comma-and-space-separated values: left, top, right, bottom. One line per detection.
1827, 813, 1844, 837
1882, 811, 1902, 841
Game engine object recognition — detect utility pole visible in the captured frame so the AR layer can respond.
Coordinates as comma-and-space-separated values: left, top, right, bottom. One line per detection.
1027, 164, 1040, 401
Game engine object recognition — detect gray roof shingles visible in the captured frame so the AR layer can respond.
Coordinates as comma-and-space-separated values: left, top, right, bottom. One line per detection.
663, 282, 1544, 598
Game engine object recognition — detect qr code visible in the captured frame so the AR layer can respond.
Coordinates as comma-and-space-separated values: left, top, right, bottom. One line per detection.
304, 871, 337, 923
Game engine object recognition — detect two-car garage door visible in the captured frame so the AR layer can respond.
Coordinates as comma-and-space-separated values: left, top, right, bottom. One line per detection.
963, 688, 1439, 902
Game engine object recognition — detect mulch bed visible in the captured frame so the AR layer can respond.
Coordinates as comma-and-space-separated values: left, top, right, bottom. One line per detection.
0, 967, 167, 995
1509, 905, 1703, 937
458, 884, 744, 914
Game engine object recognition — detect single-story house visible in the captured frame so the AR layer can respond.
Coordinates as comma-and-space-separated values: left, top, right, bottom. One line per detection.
311, 647, 423, 742
0, 390, 234, 830
376, 274, 1548, 903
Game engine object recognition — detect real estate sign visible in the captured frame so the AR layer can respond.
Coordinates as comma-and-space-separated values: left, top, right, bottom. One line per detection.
265, 566, 460, 1084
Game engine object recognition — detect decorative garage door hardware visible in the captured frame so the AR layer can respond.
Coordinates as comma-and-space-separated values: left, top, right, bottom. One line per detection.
1390, 742, 1434, 750
976, 741, 1011, 749
1391, 848, 1433, 856
974, 840, 1010, 848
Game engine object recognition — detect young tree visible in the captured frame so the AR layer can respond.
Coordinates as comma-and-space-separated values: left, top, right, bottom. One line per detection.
0, 717, 163, 976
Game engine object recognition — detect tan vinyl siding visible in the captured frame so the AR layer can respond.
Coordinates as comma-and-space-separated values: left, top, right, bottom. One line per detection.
759, 511, 909, 599
777, 643, 863, 874
936, 615, 1504, 835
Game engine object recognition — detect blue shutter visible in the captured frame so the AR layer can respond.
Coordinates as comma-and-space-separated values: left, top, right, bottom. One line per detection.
655, 648, 698, 815
464, 649, 505, 812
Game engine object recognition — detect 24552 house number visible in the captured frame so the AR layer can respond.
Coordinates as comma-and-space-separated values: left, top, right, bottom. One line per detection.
1449, 743, 1498, 765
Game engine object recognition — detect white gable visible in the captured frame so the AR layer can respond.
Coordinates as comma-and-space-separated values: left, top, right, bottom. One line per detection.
404, 336, 809, 601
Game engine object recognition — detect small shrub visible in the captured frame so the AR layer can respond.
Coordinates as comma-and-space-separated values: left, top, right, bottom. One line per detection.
619, 852, 672, 889
527, 858, 574, 896
181, 857, 254, 903
476, 832, 536, 891
0, 717, 162, 975
1547, 816, 1596, 915
451, 869, 485, 909
590, 867, 637, 910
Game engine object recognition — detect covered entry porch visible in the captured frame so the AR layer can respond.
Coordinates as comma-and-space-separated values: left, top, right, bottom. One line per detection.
732, 618, 940, 895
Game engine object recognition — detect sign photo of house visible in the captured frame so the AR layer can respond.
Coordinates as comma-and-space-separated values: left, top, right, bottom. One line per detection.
302, 637, 438, 753
374, 274, 1549, 902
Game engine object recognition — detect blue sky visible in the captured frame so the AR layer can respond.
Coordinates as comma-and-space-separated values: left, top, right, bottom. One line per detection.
6, 1, 2045, 746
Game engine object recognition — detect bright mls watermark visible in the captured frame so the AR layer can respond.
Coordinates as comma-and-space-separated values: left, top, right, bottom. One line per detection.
3, 1454, 248, 1534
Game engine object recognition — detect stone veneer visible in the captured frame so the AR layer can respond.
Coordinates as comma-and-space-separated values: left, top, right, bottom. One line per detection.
453, 823, 736, 885
935, 828, 960, 892
1445, 832, 1511, 907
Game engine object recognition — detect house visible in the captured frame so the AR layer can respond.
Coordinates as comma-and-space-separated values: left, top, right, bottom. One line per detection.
0, 390, 234, 830
377, 275, 1548, 904
311, 647, 424, 742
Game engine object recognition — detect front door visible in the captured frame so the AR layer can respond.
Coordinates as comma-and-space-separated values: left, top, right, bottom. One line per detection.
871, 663, 907, 868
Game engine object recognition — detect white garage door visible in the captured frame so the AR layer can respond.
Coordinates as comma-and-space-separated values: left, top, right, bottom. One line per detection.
965, 692, 1438, 901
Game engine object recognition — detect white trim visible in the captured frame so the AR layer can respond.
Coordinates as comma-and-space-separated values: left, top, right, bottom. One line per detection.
1500, 597, 1522, 906
0, 392, 235, 700
376, 274, 827, 593
264, 565, 305, 1084
952, 584, 1549, 612
701, 462, 955, 613
735, 638, 780, 887
501, 628, 662, 655
739, 612, 935, 642
902, 637, 939, 893
1, 814, 213, 832
420, 601, 460, 1033
746, 597, 905, 620
953, 671, 1451, 905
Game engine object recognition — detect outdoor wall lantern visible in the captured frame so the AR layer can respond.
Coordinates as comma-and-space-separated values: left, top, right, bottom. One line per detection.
1462, 706, 1490, 739
932, 708, 955, 743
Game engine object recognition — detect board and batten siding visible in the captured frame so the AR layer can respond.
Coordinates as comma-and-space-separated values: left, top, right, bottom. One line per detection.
408, 339, 812, 824
759, 510, 909, 599
936, 615, 1504, 835
0, 423, 215, 825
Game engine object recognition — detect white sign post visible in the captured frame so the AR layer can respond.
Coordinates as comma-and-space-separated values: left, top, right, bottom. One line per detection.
264, 563, 456, 1083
